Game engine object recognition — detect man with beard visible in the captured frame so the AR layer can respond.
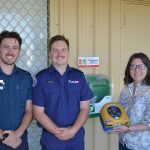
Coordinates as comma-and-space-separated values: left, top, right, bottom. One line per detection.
0, 31, 33, 150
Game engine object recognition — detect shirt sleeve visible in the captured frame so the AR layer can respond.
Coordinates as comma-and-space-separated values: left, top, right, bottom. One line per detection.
32, 76, 45, 106
118, 86, 131, 111
118, 87, 126, 106
80, 74, 94, 101
142, 88, 150, 127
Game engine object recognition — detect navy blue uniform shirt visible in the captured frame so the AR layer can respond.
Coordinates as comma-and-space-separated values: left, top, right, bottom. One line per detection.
0, 66, 32, 131
33, 65, 93, 127
33, 65, 93, 150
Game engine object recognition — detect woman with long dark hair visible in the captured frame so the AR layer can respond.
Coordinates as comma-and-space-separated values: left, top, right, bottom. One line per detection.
113, 52, 150, 150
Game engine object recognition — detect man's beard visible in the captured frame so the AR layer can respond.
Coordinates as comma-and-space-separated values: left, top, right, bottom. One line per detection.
1, 58, 16, 66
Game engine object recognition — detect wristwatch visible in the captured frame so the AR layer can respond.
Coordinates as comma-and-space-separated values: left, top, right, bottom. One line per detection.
0, 133, 9, 142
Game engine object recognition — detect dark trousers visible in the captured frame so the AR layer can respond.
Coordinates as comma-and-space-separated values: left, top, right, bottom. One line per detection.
119, 142, 132, 150
41, 128, 85, 150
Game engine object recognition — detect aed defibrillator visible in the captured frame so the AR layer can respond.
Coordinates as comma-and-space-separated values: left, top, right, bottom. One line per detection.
100, 102, 129, 132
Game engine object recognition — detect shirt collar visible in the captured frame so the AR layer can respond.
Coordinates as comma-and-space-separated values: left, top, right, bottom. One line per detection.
0, 65, 18, 75
48, 64, 72, 73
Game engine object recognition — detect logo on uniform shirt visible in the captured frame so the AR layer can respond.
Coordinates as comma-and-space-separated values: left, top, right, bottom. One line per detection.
47, 80, 56, 84
0, 80, 5, 90
68, 80, 79, 84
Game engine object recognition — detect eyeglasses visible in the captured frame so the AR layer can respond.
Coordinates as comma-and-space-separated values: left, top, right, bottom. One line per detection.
130, 64, 146, 70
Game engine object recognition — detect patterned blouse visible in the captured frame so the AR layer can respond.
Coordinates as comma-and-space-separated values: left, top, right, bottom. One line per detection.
118, 83, 150, 150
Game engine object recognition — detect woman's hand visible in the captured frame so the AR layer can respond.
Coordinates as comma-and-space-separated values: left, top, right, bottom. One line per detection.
112, 125, 129, 133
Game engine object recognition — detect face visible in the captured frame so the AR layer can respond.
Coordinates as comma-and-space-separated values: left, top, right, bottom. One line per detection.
49, 40, 69, 67
0, 38, 20, 66
130, 58, 147, 84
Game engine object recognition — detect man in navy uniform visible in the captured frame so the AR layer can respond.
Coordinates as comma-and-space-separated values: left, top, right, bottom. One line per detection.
0, 31, 33, 150
33, 35, 93, 150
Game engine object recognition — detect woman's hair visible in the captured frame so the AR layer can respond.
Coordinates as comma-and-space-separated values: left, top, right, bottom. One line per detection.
49, 34, 69, 51
0, 30, 22, 48
124, 52, 150, 85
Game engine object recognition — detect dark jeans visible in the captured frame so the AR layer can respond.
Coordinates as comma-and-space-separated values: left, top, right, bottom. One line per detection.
119, 142, 132, 150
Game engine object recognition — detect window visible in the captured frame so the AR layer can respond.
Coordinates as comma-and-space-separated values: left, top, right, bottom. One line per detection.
0, 0, 50, 76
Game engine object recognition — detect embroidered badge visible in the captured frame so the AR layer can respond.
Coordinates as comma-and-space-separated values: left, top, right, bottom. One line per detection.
68, 80, 79, 84
47, 80, 56, 84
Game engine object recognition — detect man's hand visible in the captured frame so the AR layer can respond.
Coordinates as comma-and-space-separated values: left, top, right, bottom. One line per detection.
0, 129, 3, 141
55, 126, 76, 141
2, 130, 22, 149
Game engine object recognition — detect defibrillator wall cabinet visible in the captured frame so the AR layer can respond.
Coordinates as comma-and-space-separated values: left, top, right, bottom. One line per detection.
85, 74, 112, 118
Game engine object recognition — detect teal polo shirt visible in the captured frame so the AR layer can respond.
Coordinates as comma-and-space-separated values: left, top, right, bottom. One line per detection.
0, 66, 32, 130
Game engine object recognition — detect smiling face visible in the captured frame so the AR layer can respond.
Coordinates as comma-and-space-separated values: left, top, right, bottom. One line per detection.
49, 40, 69, 68
0, 38, 20, 66
130, 58, 147, 84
